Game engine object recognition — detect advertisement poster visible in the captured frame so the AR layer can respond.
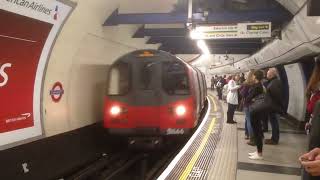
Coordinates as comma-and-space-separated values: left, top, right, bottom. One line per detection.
0, 0, 72, 147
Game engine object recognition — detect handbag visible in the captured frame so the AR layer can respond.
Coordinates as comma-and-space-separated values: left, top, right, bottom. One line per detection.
249, 93, 266, 114
309, 101, 320, 150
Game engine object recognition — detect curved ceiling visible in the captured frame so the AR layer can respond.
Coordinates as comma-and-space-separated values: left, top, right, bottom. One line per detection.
208, 0, 320, 75
103, 0, 317, 73
104, 0, 293, 56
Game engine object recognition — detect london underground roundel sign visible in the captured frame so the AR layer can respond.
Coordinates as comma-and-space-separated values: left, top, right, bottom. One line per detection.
50, 82, 64, 103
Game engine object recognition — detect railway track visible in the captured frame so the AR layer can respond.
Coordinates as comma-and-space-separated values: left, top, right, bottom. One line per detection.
61, 138, 186, 180
62, 100, 209, 180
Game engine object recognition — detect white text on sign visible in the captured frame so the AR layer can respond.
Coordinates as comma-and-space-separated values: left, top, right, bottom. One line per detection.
0, 63, 12, 87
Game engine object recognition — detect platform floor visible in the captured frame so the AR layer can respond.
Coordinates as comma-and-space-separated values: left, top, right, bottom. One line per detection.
158, 91, 308, 180
208, 91, 307, 180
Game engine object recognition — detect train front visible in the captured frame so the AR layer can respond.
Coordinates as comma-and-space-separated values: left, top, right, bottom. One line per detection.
103, 50, 196, 145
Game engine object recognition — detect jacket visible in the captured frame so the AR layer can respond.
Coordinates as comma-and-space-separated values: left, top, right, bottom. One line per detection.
264, 77, 285, 113
309, 101, 320, 150
216, 78, 226, 88
227, 79, 241, 105
240, 84, 252, 107
245, 83, 264, 105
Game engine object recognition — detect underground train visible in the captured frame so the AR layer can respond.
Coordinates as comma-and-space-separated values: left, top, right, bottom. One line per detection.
103, 50, 207, 141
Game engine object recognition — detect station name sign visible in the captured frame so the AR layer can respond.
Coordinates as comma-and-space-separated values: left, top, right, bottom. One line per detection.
191, 22, 272, 39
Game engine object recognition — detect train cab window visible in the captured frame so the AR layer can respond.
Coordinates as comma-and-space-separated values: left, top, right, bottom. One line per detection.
138, 61, 157, 90
107, 62, 130, 95
163, 62, 190, 95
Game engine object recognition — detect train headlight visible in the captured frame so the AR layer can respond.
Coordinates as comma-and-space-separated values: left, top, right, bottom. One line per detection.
110, 106, 121, 116
176, 105, 186, 116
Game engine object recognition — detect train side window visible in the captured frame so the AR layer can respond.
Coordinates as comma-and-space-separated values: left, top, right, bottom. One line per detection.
107, 62, 130, 95
163, 62, 190, 95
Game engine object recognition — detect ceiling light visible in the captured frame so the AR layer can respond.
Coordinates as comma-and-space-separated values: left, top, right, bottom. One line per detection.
196, 40, 210, 55
190, 29, 207, 40
232, 0, 248, 3
190, 29, 201, 39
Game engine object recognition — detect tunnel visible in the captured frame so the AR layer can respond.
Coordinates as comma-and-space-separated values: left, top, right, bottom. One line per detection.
0, 0, 320, 180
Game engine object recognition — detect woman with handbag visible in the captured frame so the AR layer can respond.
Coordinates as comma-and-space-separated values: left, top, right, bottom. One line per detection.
240, 70, 256, 142
301, 60, 320, 180
246, 70, 266, 160
305, 60, 320, 137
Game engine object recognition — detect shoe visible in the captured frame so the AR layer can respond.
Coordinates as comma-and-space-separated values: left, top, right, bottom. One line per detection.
265, 139, 278, 145
245, 136, 249, 140
249, 153, 263, 160
248, 151, 257, 156
247, 140, 256, 146
227, 121, 237, 124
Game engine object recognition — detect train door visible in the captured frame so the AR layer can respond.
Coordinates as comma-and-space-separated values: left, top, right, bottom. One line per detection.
202, 73, 207, 99
131, 59, 162, 128
195, 69, 204, 109
192, 69, 201, 120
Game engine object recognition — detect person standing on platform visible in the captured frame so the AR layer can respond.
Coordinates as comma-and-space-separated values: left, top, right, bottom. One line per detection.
261, 72, 269, 132
300, 147, 320, 178
301, 59, 320, 180
240, 70, 255, 142
305, 60, 320, 137
216, 76, 225, 100
239, 73, 246, 84
226, 75, 241, 124
264, 68, 285, 145
300, 100, 320, 180
211, 76, 215, 90
247, 70, 265, 160
237, 74, 246, 112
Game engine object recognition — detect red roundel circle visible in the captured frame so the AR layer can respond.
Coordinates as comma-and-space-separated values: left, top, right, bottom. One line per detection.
50, 82, 64, 103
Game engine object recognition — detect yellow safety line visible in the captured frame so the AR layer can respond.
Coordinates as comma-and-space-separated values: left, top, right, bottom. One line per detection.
179, 96, 217, 180
210, 96, 217, 112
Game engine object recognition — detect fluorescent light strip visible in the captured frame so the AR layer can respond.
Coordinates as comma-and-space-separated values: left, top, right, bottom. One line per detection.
157, 97, 211, 180
197, 40, 210, 55
190, 29, 201, 40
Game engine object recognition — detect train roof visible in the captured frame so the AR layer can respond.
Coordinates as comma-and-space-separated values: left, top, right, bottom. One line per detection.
112, 49, 203, 75
114, 49, 182, 63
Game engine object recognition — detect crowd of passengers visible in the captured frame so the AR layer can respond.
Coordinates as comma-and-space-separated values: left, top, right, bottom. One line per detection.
210, 58, 320, 179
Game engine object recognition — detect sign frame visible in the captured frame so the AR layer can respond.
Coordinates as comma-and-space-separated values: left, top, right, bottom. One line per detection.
191, 22, 272, 39
0, 0, 76, 150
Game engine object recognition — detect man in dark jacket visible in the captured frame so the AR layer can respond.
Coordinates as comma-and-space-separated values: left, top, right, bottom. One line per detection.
216, 76, 226, 100
264, 68, 285, 145
211, 76, 215, 90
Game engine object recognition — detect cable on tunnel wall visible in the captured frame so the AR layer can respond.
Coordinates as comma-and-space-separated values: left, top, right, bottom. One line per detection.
254, 36, 320, 66
88, 33, 140, 50
210, 35, 320, 71
210, 1, 317, 72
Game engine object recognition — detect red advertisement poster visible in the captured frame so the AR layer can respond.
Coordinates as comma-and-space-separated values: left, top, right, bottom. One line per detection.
0, 10, 52, 133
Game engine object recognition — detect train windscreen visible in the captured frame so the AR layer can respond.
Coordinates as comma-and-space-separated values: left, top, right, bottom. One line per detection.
162, 62, 190, 95
107, 62, 130, 95
139, 61, 155, 90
